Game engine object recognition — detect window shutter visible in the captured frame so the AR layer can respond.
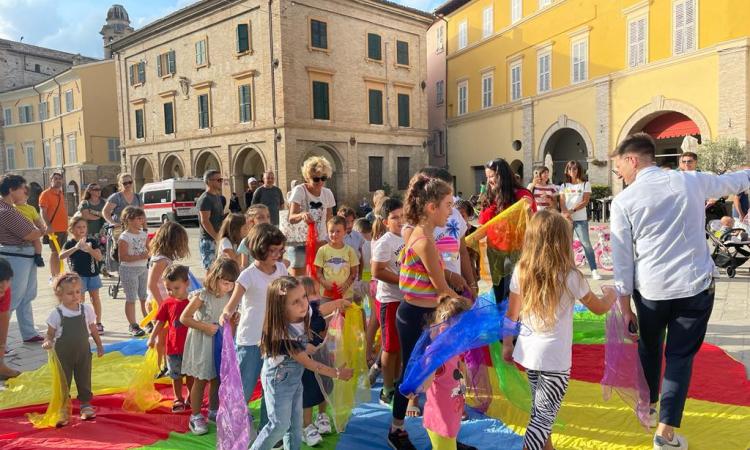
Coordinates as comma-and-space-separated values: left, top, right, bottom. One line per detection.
129, 64, 135, 84
157, 55, 163, 77
629, 21, 638, 67
368, 34, 381, 60
138, 62, 145, 83
168, 50, 176, 74
237, 24, 249, 53
320, 22, 327, 49
368, 89, 383, 124
313, 81, 329, 120
398, 94, 409, 127
397, 41, 409, 65
685, 0, 696, 51
674, 1, 685, 54
637, 19, 646, 65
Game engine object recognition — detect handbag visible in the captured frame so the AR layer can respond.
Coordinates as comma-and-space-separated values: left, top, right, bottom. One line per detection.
281, 186, 313, 245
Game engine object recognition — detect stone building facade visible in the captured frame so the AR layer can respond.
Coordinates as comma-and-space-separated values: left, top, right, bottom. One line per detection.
109, 0, 433, 207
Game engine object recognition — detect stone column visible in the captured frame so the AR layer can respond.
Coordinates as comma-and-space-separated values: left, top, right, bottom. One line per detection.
591, 79, 612, 186
718, 42, 749, 147
522, 100, 534, 185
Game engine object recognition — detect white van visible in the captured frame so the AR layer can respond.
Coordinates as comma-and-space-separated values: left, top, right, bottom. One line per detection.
139, 178, 205, 225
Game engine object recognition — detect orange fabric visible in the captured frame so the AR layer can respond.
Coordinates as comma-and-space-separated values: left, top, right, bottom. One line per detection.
38, 188, 68, 232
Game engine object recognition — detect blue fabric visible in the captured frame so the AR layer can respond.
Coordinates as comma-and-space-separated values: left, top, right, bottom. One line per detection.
573, 220, 597, 271
213, 326, 223, 376
102, 338, 148, 356
188, 270, 203, 294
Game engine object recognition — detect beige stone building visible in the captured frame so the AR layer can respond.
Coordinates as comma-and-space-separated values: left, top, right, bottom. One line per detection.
109, 0, 433, 207
0, 60, 122, 211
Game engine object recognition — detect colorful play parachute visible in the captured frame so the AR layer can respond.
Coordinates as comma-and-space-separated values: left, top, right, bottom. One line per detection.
399, 295, 525, 396
217, 322, 253, 450
325, 303, 370, 432
466, 199, 530, 284
48, 234, 65, 274
601, 285, 651, 429
188, 270, 203, 293
122, 347, 163, 413
26, 349, 71, 428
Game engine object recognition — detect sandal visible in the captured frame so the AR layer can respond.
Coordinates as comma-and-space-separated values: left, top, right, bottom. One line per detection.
172, 399, 186, 413
405, 404, 422, 417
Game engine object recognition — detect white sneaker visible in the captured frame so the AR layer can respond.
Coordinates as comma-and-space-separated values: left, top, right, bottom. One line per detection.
315, 412, 332, 434
189, 414, 209, 435
649, 408, 658, 428
592, 269, 602, 280
303, 423, 323, 446
653, 432, 688, 449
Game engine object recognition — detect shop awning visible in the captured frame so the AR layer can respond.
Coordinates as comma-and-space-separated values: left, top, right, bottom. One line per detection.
643, 112, 700, 140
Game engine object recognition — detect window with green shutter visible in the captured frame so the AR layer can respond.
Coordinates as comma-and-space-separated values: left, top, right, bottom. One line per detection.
312, 81, 329, 120
310, 20, 327, 50
368, 89, 383, 125
396, 40, 409, 66
367, 33, 381, 60
369, 156, 383, 192
198, 94, 210, 128
236, 23, 250, 53
397, 93, 410, 127
137, 62, 146, 84
238, 84, 252, 123
163, 102, 174, 134
135, 109, 144, 139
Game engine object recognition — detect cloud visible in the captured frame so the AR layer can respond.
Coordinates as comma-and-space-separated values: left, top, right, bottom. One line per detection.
393, 0, 444, 12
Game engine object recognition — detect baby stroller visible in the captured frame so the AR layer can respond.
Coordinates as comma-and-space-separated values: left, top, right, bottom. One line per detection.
706, 219, 750, 278
102, 223, 121, 298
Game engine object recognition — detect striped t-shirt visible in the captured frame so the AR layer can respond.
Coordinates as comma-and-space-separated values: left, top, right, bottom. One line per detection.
529, 184, 558, 210
399, 236, 440, 301
0, 200, 35, 246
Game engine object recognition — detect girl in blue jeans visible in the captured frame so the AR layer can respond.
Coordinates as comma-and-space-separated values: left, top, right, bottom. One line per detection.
251, 276, 353, 450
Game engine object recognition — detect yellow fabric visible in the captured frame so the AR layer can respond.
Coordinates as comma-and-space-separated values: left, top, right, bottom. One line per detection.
26, 349, 71, 428
123, 347, 163, 413
139, 299, 159, 328
314, 244, 359, 298
329, 303, 370, 432
0, 350, 170, 411
470, 374, 750, 450
427, 429, 457, 450
15, 203, 40, 223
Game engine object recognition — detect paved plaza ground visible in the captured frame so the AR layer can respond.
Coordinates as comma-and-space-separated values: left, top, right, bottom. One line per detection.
2, 225, 749, 384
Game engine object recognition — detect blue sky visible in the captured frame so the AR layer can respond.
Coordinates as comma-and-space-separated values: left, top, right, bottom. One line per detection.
0, 0, 444, 59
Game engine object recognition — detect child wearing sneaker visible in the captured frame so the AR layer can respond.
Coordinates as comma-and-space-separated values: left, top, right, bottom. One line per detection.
370, 197, 405, 407
42, 272, 104, 425
118, 206, 150, 336
14, 195, 46, 267
59, 217, 104, 334
180, 257, 240, 435
147, 264, 193, 415
502, 210, 615, 450
250, 276, 353, 450
298, 276, 350, 446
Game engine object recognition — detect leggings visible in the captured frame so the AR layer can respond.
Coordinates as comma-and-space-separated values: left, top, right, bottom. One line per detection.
524, 369, 570, 450
393, 301, 434, 421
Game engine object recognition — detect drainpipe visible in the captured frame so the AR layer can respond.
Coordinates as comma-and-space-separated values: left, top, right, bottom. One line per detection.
32, 85, 44, 176
438, 14, 449, 170
268, 0, 279, 180
53, 76, 65, 187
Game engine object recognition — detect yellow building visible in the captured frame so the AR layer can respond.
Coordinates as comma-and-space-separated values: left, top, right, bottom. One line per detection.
435, 0, 749, 194
0, 60, 122, 210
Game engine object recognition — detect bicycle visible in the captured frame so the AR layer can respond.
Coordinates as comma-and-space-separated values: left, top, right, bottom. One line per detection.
573, 224, 614, 271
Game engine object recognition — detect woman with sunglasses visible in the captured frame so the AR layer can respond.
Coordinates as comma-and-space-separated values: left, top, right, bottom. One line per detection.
102, 173, 143, 228
78, 183, 106, 239
286, 156, 336, 276
559, 160, 601, 280
480, 158, 536, 303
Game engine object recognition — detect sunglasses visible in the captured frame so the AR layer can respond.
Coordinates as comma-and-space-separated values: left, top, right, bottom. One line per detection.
312, 176, 328, 183
122, 180, 133, 185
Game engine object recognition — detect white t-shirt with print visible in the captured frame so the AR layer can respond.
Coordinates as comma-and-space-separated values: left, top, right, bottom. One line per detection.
289, 185, 336, 241
509, 267, 591, 372
235, 261, 289, 347
371, 231, 405, 303
433, 204, 467, 274
46, 303, 97, 340
118, 230, 149, 267
561, 181, 591, 222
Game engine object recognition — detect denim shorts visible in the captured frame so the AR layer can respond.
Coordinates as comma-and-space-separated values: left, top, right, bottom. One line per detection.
167, 354, 184, 380
199, 238, 217, 270
79, 275, 103, 292
284, 245, 306, 269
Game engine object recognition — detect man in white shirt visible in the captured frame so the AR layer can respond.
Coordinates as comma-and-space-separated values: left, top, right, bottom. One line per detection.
610, 133, 750, 450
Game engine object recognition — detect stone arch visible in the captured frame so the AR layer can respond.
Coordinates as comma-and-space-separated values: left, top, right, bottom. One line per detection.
510, 159, 524, 181
133, 156, 155, 192
28, 182, 43, 209
194, 149, 222, 179
162, 153, 185, 179
232, 145, 267, 209
537, 116, 595, 162
538, 117, 594, 184
299, 143, 345, 200
66, 180, 79, 213
616, 97, 712, 146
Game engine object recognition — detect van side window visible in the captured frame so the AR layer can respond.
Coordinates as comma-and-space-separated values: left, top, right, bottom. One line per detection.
143, 189, 171, 203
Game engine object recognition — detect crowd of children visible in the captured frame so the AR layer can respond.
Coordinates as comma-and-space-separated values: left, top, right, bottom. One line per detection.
34, 167, 629, 450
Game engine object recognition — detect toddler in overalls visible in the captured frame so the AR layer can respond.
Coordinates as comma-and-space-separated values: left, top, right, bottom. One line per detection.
42, 272, 104, 426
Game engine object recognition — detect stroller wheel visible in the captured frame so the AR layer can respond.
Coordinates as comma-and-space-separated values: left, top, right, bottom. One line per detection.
109, 285, 118, 298
727, 266, 736, 278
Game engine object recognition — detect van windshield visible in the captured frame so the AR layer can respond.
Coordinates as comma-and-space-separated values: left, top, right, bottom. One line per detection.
175, 189, 203, 203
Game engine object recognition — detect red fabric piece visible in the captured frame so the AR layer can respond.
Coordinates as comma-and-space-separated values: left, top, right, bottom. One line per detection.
154, 297, 190, 355
642, 112, 699, 140
571, 343, 750, 406
305, 222, 318, 280
323, 283, 343, 300
0, 385, 189, 450
250, 378, 263, 401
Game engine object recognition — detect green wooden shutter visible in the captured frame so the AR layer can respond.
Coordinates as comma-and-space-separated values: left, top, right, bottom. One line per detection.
397, 41, 409, 65
398, 93, 410, 127
311, 20, 327, 49
367, 34, 381, 60
164, 102, 174, 134
129, 64, 135, 84
157, 55, 163, 77
312, 81, 329, 120
137, 62, 145, 83
237, 24, 249, 53
135, 109, 144, 138
168, 51, 176, 74
368, 89, 383, 125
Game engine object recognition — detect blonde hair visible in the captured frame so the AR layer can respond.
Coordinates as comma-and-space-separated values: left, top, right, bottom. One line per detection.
67, 215, 88, 234
117, 173, 133, 189
52, 272, 82, 296
120, 206, 145, 229
432, 295, 472, 325
204, 256, 240, 296
149, 221, 190, 260
302, 156, 333, 182
246, 203, 269, 225
517, 210, 581, 331
260, 276, 310, 358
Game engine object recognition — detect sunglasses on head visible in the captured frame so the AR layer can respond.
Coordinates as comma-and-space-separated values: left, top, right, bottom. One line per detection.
122, 180, 133, 185
312, 176, 328, 183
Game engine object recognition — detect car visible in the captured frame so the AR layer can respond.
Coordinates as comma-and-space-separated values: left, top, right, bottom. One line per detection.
140, 178, 204, 225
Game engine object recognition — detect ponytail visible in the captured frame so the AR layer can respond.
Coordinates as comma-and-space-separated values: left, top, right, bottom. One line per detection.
403, 174, 453, 225
372, 197, 403, 240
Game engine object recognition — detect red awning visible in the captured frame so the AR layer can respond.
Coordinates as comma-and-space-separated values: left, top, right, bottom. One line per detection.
643, 112, 700, 140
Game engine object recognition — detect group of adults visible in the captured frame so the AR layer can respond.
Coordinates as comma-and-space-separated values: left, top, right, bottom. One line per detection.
0, 172, 141, 378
